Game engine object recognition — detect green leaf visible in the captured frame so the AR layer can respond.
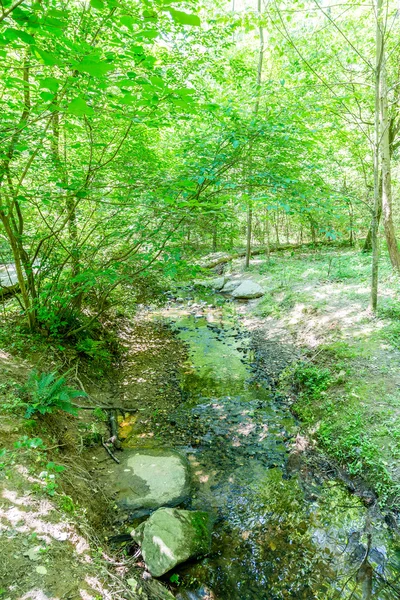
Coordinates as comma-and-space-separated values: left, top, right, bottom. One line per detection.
67, 97, 94, 116
120, 15, 136, 28
34, 48, 60, 66
40, 91, 55, 101
76, 57, 113, 77
149, 75, 164, 88
4, 28, 35, 44
90, 0, 105, 9
40, 77, 59, 92
136, 29, 159, 39
168, 9, 200, 26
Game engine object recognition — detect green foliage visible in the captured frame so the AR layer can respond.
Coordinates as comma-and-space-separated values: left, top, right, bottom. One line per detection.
39, 462, 66, 496
21, 370, 85, 418
288, 362, 332, 401
380, 321, 400, 350
76, 338, 112, 363
58, 494, 75, 513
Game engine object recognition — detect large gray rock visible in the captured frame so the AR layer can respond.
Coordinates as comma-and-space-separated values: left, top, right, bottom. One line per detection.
109, 449, 191, 512
231, 280, 264, 299
132, 508, 212, 577
0, 264, 18, 287
221, 279, 243, 293
210, 276, 227, 290
195, 276, 227, 290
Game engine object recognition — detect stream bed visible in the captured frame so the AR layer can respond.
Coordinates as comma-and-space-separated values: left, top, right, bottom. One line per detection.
121, 297, 400, 599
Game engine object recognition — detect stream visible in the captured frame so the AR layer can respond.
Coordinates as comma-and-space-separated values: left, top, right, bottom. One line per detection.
121, 293, 400, 599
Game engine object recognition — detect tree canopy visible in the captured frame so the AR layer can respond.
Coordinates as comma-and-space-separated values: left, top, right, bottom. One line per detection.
1, 0, 400, 335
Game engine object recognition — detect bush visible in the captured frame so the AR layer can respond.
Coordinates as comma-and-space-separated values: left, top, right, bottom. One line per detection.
21, 370, 86, 418
292, 363, 332, 399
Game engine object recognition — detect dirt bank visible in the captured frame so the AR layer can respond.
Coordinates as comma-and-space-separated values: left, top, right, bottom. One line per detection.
0, 316, 187, 600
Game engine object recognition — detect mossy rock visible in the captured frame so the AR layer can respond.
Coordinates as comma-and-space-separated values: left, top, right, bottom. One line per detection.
107, 448, 191, 512
132, 507, 212, 577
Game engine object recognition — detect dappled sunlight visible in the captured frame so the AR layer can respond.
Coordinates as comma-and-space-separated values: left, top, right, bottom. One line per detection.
79, 591, 95, 600
84, 577, 113, 600
0, 489, 90, 554
2, 488, 51, 509
19, 590, 56, 600
237, 422, 256, 436
16, 464, 48, 485
152, 536, 176, 560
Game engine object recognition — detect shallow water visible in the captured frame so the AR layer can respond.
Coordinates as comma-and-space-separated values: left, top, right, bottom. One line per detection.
126, 301, 400, 599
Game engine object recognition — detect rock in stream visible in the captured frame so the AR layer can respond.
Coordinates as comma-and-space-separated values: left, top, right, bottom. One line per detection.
108, 448, 191, 512
132, 507, 212, 577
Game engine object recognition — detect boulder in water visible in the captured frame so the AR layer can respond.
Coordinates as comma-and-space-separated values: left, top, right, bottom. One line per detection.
132, 507, 212, 577
108, 449, 191, 512
231, 280, 264, 299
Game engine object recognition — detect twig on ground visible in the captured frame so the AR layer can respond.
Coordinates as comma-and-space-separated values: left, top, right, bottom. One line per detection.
101, 436, 120, 464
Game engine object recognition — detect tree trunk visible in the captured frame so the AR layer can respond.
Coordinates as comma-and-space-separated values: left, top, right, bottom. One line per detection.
346, 195, 355, 246
381, 45, 400, 272
0, 213, 35, 329
309, 218, 317, 244
274, 211, 280, 244
363, 182, 381, 252
212, 224, 218, 252
245, 0, 264, 269
371, 0, 383, 312
52, 109, 82, 308
245, 204, 252, 268
264, 210, 270, 259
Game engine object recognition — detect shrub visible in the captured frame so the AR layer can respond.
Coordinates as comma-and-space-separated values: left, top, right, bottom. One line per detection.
21, 370, 86, 418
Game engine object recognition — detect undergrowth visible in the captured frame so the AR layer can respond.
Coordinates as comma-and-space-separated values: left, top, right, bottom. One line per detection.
280, 360, 400, 507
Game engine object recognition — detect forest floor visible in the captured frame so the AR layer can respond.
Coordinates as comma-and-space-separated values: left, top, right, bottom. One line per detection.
0, 319, 185, 600
225, 245, 400, 508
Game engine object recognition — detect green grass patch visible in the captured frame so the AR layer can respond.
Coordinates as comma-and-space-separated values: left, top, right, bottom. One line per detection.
283, 360, 400, 506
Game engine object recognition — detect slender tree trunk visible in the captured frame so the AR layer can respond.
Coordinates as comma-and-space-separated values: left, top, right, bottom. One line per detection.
309, 218, 317, 244
52, 108, 82, 308
245, 204, 252, 268
348, 199, 355, 246
212, 223, 218, 252
0, 214, 35, 329
363, 182, 381, 252
265, 211, 270, 259
371, 0, 383, 312
245, 0, 264, 269
380, 45, 400, 271
274, 211, 280, 244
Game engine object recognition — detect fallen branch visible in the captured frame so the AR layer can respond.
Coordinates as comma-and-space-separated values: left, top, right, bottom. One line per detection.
72, 402, 137, 413
0, 282, 20, 299
198, 241, 345, 269
101, 436, 120, 464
